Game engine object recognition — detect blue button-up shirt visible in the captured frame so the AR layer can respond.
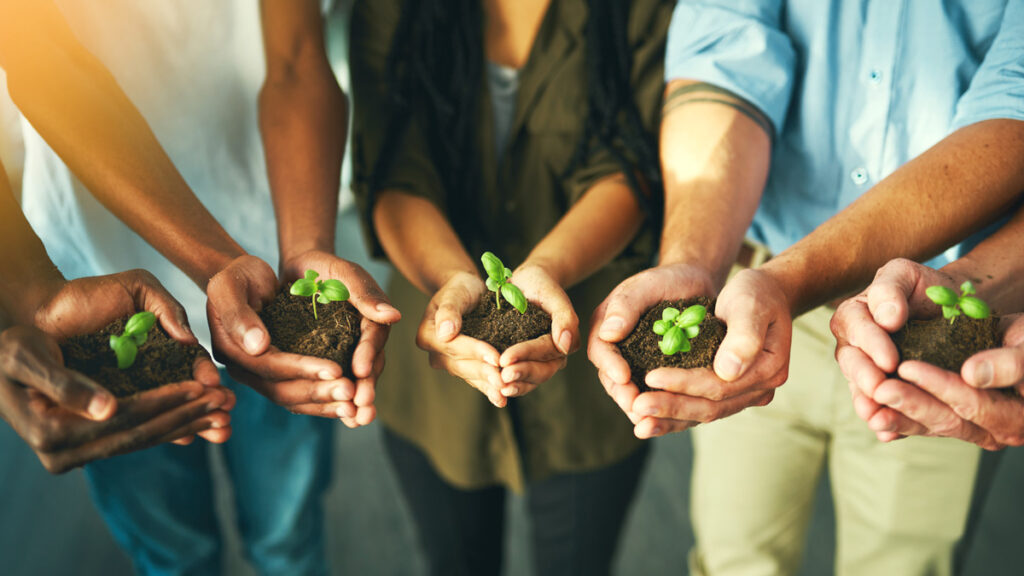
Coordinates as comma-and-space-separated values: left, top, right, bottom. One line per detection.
665, 0, 1024, 261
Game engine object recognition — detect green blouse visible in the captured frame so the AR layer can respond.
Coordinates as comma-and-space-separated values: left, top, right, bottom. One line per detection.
350, 0, 673, 491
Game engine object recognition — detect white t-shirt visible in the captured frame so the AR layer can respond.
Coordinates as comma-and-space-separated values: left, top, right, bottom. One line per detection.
21, 0, 375, 351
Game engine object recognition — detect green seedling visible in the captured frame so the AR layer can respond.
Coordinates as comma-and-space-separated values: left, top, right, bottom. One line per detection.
652, 304, 707, 356
109, 311, 157, 370
926, 281, 990, 325
290, 269, 349, 320
481, 252, 527, 314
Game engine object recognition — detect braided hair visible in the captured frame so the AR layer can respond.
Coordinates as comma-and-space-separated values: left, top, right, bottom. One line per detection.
371, 0, 663, 240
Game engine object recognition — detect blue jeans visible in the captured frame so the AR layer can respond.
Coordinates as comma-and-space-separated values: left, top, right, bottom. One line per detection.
84, 371, 334, 576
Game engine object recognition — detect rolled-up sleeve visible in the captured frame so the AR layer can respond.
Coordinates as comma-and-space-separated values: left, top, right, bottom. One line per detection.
664, 0, 795, 135
951, 0, 1024, 130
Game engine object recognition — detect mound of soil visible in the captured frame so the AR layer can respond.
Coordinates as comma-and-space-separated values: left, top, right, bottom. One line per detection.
617, 297, 727, 392
259, 286, 362, 379
61, 316, 201, 397
892, 315, 998, 373
461, 295, 551, 352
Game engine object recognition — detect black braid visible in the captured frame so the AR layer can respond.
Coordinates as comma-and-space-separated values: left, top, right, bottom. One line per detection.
371, 0, 663, 238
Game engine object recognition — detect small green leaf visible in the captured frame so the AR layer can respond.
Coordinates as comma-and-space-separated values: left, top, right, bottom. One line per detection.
679, 335, 692, 353
320, 279, 349, 302
660, 325, 684, 356
685, 325, 700, 339
926, 285, 958, 307
960, 296, 991, 320
131, 331, 148, 347
290, 278, 317, 297
125, 311, 156, 336
481, 252, 505, 281
501, 283, 528, 314
677, 305, 707, 328
504, 267, 513, 280
652, 319, 670, 335
960, 280, 976, 296
111, 336, 138, 370
662, 307, 680, 322
304, 269, 319, 282
485, 276, 500, 293
942, 306, 959, 320
317, 293, 330, 305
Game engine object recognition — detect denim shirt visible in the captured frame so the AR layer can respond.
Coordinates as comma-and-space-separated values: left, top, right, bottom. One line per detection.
665, 0, 1024, 261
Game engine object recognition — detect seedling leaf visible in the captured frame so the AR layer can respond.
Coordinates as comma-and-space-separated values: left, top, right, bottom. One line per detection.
481, 252, 505, 280
960, 296, 990, 320
660, 325, 684, 356
926, 286, 958, 307
685, 325, 700, 339
960, 281, 975, 296
485, 277, 499, 292
291, 279, 317, 297
662, 307, 680, 322
305, 269, 319, 282
501, 283, 528, 314
653, 319, 670, 335
125, 311, 156, 336
678, 305, 707, 328
320, 279, 349, 302
111, 336, 138, 370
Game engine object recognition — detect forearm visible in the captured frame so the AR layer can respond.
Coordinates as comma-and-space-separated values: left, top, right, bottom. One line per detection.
524, 174, 643, 288
258, 33, 347, 264
1, 3, 244, 287
658, 80, 772, 288
942, 205, 1024, 314
764, 119, 1024, 316
373, 191, 476, 294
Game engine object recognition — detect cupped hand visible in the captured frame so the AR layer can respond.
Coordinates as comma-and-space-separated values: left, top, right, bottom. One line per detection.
31, 270, 231, 443
0, 325, 232, 473
493, 264, 578, 398
416, 271, 507, 407
208, 254, 362, 419
279, 249, 399, 427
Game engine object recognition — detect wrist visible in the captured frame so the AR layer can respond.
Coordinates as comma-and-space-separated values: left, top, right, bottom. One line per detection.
3, 263, 66, 326
758, 257, 804, 316
278, 238, 336, 269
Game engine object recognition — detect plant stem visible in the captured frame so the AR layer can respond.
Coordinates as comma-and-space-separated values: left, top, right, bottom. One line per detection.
495, 290, 501, 311
312, 294, 319, 320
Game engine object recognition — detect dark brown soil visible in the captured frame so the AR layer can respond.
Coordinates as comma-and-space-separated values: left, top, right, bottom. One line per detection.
461, 295, 552, 352
618, 297, 727, 392
259, 286, 361, 379
61, 316, 201, 398
892, 315, 998, 373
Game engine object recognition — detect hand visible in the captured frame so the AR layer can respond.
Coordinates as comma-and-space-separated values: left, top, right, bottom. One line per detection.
279, 249, 400, 427
31, 270, 232, 444
0, 325, 232, 473
416, 271, 507, 407
832, 258, 968, 442
588, 264, 781, 438
494, 264, 578, 398
208, 254, 360, 419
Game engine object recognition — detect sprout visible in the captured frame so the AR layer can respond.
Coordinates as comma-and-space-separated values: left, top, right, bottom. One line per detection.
481, 252, 527, 314
109, 311, 157, 370
925, 281, 991, 325
290, 269, 349, 320
652, 304, 707, 356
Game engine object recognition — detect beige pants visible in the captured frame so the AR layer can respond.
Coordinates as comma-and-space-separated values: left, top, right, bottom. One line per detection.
689, 306, 981, 576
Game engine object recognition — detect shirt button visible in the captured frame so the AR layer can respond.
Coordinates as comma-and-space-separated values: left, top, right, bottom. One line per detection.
850, 168, 869, 185
868, 69, 883, 84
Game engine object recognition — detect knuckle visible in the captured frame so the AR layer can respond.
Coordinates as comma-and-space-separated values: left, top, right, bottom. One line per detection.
26, 425, 57, 453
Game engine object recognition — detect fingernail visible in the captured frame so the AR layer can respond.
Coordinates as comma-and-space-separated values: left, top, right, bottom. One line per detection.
649, 426, 662, 437
972, 361, 993, 388
600, 317, 625, 337
88, 394, 112, 419
876, 302, 898, 322
319, 370, 336, 381
487, 354, 500, 368
502, 386, 518, 396
716, 352, 744, 382
243, 328, 264, 354
558, 330, 572, 354
642, 405, 658, 417
331, 386, 350, 402
211, 420, 227, 429
186, 389, 201, 401
439, 321, 455, 339
376, 303, 397, 314
502, 370, 518, 383
336, 404, 356, 418
207, 400, 222, 412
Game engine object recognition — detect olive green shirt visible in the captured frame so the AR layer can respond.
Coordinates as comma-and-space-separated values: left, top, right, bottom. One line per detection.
350, 0, 673, 491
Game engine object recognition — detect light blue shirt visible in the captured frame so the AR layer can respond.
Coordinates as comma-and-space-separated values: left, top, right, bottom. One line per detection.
665, 0, 1024, 260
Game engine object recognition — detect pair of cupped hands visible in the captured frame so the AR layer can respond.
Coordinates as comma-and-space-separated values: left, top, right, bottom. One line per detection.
0, 250, 398, 473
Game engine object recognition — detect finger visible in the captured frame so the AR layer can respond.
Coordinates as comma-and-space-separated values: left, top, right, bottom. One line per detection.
631, 388, 773, 425
962, 346, 1024, 389
172, 436, 195, 446
225, 347, 343, 383
835, 344, 888, 400
500, 334, 564, 367
439, 335, 501, 367
873, 374, 972, 440
0, 331, 117, 420
535, 288, 578, 355
633, 415, 699, 439
352, 319, 389, 380
285, 401, 355, 419
588, 302, 633, 386
597, 280, 657, 343
713, 293, 772, 382
226, 364, 354, 405
337, 262, 402, 325
192, 354, 221, 388
120, 269, 198, 344
500, 357, 567, 389
431, 354, 505, 407
833, 296, 900, 373
352, 375, 376, 408
206, 258, 276, 356
598, 369, 641, 423
866, 259, 919, 332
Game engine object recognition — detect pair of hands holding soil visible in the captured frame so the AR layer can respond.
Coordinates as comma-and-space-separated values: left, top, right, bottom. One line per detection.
832, 259, 1024, 451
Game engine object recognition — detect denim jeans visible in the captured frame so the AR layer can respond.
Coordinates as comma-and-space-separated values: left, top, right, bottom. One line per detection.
84, 370, 334, 576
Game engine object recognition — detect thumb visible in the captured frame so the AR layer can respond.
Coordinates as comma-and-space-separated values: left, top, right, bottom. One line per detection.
345, 272, 402, 326
207, 260, 274, 356
434, 286, 475, 343
866, 259, 920, 332
0, 327, 116, 420
713, 297, 769, 382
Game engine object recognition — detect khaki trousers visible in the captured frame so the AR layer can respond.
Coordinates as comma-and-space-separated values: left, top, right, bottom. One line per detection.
689, 306, 981, 576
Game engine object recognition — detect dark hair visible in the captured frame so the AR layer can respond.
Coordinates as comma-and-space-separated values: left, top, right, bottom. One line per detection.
372, 0, 662, 239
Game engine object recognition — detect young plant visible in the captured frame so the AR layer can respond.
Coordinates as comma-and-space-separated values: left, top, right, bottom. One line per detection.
290, 269, 349, 320
652, 304, 707, 356
926, 281, 991, 324
481, 252, 527, 314
109, 311, 157, 370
